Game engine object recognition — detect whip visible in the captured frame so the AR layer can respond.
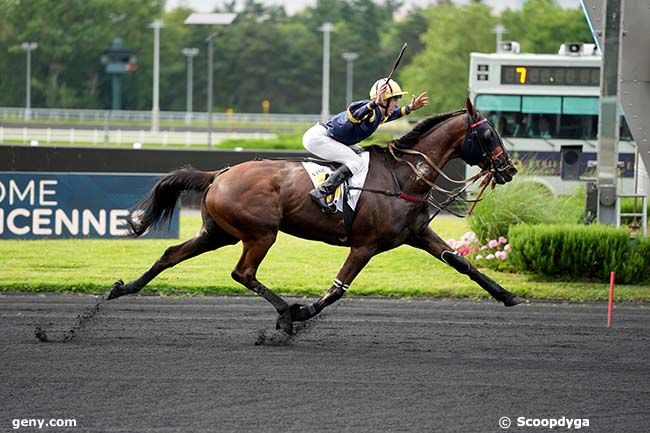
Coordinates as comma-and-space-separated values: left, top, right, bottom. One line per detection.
386, 42, 408, 84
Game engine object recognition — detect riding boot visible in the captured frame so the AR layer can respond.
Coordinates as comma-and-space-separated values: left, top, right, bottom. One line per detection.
309, 165, 353, 213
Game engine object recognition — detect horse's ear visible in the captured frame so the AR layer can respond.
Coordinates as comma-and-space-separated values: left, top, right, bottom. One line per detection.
465, 97, 477, 118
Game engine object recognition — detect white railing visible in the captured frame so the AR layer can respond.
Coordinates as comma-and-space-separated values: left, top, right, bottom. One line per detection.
0, 106, 321, 125
0, 126, 277, 147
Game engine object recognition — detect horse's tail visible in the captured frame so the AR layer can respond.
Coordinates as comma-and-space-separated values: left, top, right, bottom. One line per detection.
128, 166, 218, 237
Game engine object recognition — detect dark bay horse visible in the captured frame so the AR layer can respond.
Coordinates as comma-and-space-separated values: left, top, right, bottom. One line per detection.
108, 99, 522, 334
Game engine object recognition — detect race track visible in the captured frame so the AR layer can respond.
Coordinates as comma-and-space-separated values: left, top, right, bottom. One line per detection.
1, 293, 649, 432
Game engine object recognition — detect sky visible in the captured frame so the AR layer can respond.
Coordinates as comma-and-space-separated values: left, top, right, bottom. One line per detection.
166, 0, 582, 15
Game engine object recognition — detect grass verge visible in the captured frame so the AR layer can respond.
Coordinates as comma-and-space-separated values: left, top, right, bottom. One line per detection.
1, 213, 648, 302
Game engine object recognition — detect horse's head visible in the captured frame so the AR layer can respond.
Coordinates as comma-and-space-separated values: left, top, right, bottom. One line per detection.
460, 98, 517, 184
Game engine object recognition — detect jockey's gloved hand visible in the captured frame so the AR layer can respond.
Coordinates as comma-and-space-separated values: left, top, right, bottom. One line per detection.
409, 92, 429, 111
375, 83, 389, 107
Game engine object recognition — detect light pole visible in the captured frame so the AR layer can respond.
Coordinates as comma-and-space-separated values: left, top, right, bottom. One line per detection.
21, 42, 38, 121
149, 19, 163, 132
182, 48, 199, 124
184, 13, 236, 148
493, 24, 506, 52
206, 32, 216, 147
342, 52, 359, 106
320, 22, 334, 122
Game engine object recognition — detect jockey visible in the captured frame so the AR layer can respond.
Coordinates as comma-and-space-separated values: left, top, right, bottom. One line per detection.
303, 78, 429, 212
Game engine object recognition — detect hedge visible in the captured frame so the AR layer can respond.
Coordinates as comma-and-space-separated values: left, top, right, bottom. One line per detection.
468, 179, 583, 243
508, 224, 650, 284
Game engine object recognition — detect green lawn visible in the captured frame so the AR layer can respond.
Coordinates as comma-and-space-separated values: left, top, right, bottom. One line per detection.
0, 213, 648, 302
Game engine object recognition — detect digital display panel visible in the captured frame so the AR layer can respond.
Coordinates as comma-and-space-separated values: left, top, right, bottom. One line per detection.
501, 66, 600, 86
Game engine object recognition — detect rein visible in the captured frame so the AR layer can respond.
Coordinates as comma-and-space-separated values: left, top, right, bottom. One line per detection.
349, 146, 491, 218
386, 140, 491, 215
387, 142, 485, 191
349, 112, 498, 217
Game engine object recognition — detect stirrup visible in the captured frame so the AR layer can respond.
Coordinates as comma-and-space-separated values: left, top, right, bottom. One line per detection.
309, 189, 337, 213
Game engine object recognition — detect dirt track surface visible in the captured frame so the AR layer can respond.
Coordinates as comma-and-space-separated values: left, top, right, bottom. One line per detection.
1, 293, 649, 433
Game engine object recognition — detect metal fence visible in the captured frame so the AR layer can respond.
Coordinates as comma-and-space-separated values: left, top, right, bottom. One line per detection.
0, 126, 276, 147
0, 106, 321, 125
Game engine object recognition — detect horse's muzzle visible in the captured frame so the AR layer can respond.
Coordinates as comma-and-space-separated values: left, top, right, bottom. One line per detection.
492, 158, 518, 184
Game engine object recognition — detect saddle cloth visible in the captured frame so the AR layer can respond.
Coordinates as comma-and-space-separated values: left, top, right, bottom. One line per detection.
302, 152, 370, 213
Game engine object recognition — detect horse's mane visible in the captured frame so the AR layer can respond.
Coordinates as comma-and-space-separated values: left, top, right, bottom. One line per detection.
390, 109, 466, 149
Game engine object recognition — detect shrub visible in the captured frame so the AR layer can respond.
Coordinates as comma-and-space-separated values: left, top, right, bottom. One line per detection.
508, 224, 650, 284
468, 178, 584, 243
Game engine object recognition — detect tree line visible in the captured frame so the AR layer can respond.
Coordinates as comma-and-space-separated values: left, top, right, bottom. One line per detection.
0, 0, 592, 115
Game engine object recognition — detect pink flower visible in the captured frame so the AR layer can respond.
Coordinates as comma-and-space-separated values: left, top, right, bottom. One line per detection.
495, 251, 507, 260
488, 239, 499, 249
461, 231, 477, 243
499, 236, 508, 244
486, 254, 495, 260
457, 246, 470, 256
447, 239, 457, 249
504, 244, 511, 252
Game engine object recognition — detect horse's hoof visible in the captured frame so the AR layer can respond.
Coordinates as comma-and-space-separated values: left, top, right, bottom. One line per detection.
107, 279, 126, 300
289, 303, 316, 322
504, 295, 526, 307
276, 311, 294, 335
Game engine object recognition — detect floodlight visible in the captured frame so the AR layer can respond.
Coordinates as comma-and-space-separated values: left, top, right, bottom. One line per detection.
184, 13, 236, 26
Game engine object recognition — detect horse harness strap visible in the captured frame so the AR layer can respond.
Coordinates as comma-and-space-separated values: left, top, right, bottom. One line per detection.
387, 142, 486, 193
389, 142, 472, 186
349, 142, 492, 219
348, 146, 490, 215
347, 151, 428, 205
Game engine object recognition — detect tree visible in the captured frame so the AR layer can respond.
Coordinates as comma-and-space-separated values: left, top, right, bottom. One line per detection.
0, 0, 595, 114
382, 7, 429, 61
401, 3, 496, 114
501, 0, 592, 54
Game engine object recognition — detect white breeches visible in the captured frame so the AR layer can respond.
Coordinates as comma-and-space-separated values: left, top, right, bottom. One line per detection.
302, 123, 365, 175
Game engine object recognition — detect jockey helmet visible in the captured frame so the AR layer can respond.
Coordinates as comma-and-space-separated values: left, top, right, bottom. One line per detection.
369, 78, 408, 100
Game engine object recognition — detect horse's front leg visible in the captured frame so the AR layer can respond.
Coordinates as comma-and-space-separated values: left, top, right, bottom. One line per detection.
407, 227, 525, 306
290, 246, 375, 322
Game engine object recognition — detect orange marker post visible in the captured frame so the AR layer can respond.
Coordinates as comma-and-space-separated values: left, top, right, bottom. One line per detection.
607, 272, 615, 328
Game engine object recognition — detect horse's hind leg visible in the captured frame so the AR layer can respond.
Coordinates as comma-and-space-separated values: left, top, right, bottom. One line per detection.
230, 234, 293, 333
108, 225, 237, 300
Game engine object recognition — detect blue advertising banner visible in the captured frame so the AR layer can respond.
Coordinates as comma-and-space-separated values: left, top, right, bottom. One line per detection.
0, 172, 179, 239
